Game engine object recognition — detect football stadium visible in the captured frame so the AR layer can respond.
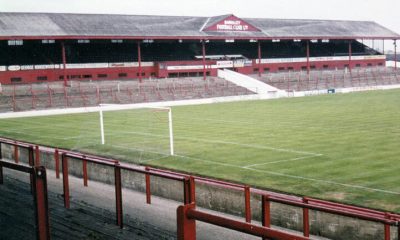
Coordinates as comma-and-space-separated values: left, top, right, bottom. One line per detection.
0, 12, 400, 240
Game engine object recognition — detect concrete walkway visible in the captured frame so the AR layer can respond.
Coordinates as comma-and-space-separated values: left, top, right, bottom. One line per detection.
1, 165, 263, 240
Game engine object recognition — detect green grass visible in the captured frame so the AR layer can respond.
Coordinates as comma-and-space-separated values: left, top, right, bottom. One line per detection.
1, 89, 400, 212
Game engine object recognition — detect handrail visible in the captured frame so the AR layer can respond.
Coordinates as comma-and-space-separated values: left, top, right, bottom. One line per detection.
265, 195, 396, 225
0, 136, 399, 237
0, 160, 50, 240
177, 203, 310, 240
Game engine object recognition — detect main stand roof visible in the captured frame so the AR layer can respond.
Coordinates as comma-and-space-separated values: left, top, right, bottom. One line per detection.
0, 12, 399, 40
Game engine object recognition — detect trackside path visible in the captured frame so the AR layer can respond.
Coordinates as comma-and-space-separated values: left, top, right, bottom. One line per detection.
0, 166, 267, 240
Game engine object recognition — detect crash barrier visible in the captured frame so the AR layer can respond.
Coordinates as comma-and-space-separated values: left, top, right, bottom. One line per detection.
0, 159, 50, 240
1, 136, 399, 239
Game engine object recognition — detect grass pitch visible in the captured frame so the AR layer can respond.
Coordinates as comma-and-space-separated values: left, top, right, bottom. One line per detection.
1, 89, 399, 212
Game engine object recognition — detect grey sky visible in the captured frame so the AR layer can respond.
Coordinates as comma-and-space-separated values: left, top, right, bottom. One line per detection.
1, 0, 399, 50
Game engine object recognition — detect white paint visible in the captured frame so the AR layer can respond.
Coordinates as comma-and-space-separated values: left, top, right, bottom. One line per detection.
173, 154, 400, 195
168, 108, 174, 156
386, 61, 400, 67
218, 69, 286, 95
99, 107, 105, 144
257, 55, 386, 64
243, 154, 323, 168
98, 104, 174, 155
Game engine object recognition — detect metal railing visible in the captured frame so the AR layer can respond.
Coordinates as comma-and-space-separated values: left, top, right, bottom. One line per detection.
1, 136, 399, 239
0, 159, 50, 240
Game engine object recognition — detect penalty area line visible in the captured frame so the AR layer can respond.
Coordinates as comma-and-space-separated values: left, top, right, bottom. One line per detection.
243, 154, 323, 168
173, 154, 400, 195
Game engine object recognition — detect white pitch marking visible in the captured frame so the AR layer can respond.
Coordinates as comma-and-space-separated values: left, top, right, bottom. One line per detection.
243, 154, 323, 168
173, 154, 400, 195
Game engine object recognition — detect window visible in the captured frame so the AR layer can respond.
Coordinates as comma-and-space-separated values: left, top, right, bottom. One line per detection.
8, 40, 23, 46
71, 75, 80, 79
355, 64, 361, 68
278, 67, 285, 71
367, 63, 373, 67
310, 65, 316, 69
97, 74, 107, 78
378, 63, 383, 66
323, 65, 329, 69
150, 72, 156, 77
253, 68, 259, 72
37, 76, 48, 81
263, 68, 270, 72
42, 39, 55, 44
301, 66, 307, 70
10, 77, 22, 82
83, 75, 92, 79
111, 39, 123, 43
119, 73, 127, 77
77, 39, 90, 44
288, 67, 294, 71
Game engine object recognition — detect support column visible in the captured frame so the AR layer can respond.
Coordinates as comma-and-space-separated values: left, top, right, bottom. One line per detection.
394, 40, 397, 70
61, 42, 68, 87
258, 41, 262, 77
306, 40, 310, 75
202, 40, 206, 80
137, 41, 142, 83
348, 40, 352, 72
32, 167, 51, 240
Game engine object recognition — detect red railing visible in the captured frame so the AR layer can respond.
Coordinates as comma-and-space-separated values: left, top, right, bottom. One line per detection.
177, 203, 310, 240
1, 136, 399, 239
0, 159, 50, 240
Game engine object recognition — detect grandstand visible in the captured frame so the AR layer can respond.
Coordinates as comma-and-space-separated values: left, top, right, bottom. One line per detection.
2, 12, 400, 240
0, 12, 399, 87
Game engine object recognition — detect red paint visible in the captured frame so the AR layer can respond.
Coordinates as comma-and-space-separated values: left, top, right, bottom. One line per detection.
114, 165, 123, 228
183, 177, 192, 204
54, 149, 60, 179
202, 41, 206, 80
2, 136, 399, 238
204, 15, 261, 32
395, 40, 397, 70
32, 166, 51, 240
258, 41, 262, 77
384, 224, 390, 240
14, 144, 19, 163
303, 198, 310, 237
177, 203, 197, 240
82, 159, 88, 187
189, 176, 196, 204
61, 42, 68, 86
137, 41, 142, 83
306, 41, 310, 74
0, 160, 51, 240
35, 145, 40, 166
61, 153, 70, 209
0, 35, 398, 41
145, 167, 151, 204
244, 186, 251, 223
261, 195, 271, 240
185, 205, 310, 240
349, 41, 352, 72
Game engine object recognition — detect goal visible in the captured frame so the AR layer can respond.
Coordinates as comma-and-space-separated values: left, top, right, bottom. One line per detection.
98, 104, 174, 156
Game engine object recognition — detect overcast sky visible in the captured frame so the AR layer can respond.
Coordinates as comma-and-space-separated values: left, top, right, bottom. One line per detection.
1, 0, 399, 50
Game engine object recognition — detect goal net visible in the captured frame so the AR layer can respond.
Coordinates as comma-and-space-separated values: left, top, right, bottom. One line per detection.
74, 104, 175, 163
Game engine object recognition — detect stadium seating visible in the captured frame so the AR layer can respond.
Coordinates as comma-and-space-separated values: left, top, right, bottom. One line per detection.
0, 40, 379, 66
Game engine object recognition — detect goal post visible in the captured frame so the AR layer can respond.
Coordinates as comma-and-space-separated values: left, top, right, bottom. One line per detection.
98, 104, 174, 156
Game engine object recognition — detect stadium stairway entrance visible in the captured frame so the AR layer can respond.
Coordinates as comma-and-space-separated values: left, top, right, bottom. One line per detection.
218, 69, 287, 97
